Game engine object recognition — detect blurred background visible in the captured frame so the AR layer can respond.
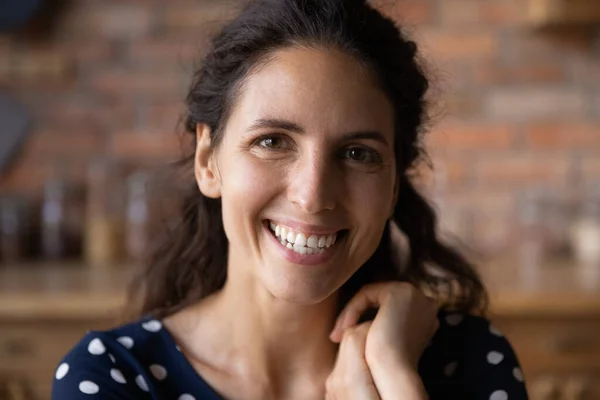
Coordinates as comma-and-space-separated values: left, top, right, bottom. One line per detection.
0, 0, 599, 399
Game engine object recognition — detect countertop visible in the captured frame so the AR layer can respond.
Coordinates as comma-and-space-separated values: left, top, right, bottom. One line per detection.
1, 258, 599, 319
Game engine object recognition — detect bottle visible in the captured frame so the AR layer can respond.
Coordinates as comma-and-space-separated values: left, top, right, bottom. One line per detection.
41, 179, 67, 260
569, 185, 600, 267
125, 172, 149, 263
84, 159, 125, 267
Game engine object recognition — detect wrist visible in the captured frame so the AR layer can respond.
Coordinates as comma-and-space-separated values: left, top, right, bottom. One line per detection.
368, 358, 427, 400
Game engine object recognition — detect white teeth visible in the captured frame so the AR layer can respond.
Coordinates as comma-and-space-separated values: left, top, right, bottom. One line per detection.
326, 235, 334, 247
307, 235, 319, 249
295, 233, 307, 247
317, 236, 326, 248
269, 221, 340, 255
286, 231, 295, 243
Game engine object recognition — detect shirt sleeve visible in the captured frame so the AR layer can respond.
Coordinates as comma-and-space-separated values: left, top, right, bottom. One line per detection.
51, 332, 154, 400
459, 315, 529, 400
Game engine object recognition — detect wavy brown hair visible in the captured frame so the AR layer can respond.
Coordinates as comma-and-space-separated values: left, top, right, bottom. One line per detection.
125, 0, 487, 321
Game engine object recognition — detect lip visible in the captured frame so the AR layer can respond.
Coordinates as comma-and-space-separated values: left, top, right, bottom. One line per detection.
265, 219, 343, 235
263, 221, 343, 266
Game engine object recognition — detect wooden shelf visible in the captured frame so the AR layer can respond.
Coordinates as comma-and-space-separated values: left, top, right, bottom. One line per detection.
528, 0, 600, 26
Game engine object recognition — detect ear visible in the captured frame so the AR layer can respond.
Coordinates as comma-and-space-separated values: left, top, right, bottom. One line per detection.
195, 123, 222, 199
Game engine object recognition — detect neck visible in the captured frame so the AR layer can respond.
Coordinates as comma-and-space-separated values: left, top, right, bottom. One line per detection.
205, 259, 340, 397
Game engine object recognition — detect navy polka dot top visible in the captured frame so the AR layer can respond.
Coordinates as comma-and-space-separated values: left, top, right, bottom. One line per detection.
52, 310, 528, 399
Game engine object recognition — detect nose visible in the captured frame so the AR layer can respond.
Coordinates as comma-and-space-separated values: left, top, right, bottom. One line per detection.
287, 152, 337, 214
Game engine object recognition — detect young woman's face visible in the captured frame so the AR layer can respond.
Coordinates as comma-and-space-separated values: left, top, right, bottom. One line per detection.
208, 47, 396, 304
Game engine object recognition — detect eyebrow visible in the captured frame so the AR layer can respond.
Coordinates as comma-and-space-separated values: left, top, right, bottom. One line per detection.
247, 118, 390, 147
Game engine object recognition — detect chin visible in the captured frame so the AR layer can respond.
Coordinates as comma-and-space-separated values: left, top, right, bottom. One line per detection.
263, 273, 337, 305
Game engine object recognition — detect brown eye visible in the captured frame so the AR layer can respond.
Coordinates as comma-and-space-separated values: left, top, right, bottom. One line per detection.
343, 147, 381, 164
260, 137, 283, 148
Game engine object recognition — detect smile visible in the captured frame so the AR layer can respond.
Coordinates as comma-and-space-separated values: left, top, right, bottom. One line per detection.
267, 220, 342, 255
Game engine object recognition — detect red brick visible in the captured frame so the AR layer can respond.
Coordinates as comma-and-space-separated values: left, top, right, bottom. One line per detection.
525, 123, 600, 150
163, 2, 239, 32
439, 93, 484, 117
63, 41, 116, 65
428, 122, 515, 151
60, 3, 155, 39
109, 130, 184, 160
143, 101, 188, 133
128, 39, 201, 66
412, 157, 468, 189
418, 29, 498, 61
382, 0, 435, 25
505, 31, 592, 62
24, 129, 106, 161
486, 88, 586, 120
581, 156, 600, 185
475, 154, 570, 186
439, 0, 481, 27
479, 2, 524, 26
475, 62, 566, 85
89, 69, 184, 98
0, 159, 52, 192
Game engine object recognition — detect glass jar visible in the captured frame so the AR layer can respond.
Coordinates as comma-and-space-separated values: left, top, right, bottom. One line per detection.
84, 159, 125, 267
125, 172, 149, 263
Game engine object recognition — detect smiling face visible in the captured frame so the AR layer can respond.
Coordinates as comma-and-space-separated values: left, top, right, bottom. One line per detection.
196, 46, 397, 304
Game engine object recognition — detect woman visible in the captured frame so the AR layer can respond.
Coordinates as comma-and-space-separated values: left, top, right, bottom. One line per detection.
52, 0, 528, 399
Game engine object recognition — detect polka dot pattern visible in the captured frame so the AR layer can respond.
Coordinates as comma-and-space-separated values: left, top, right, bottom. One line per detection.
136, 374, 149, 392
111, 368, 127, 384
52, 313, 528, 399
87, 338, 106, 355
444, 361, 458, 377
487, 351, 505, 365
117, 336, 134, 349
79, 381, 99, 394
490, 390, 508, 400
150, 364, 168, 381
55, 363, 69, 380
513, 367, 524, 382
142, 320, 162, 332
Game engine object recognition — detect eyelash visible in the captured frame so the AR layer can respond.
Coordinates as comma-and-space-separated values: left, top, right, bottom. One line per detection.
252, 134, 383, 164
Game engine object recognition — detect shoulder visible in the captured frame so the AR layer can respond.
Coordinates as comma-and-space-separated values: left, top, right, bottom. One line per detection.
51, 317, 175, 399
419, 310, 528, 399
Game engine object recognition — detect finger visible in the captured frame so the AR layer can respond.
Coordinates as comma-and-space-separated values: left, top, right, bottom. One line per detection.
330, 283, 394, 342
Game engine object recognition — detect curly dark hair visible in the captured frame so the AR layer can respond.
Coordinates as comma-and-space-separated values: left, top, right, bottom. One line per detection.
126, 0, 487, 321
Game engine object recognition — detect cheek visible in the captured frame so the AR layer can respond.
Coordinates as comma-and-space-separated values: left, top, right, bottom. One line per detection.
219, 156, 281, 234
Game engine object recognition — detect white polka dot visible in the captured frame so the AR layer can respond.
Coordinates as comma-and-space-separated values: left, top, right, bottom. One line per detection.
109, 353, 116, 363
490, 390, 508, 400
489, 325, 503, 337
117, 336, 134, 349
150, 364, 168, 380
136, 375, 149, 392
178, 395, 196, 400
176, 345, 181, 352
79, 381, 99, 394
513, 366, 524, 382
445, 314, 463, 326
444, 361, 458, 377
55, 363, 69, 380
142, 320, 162, 332
111, 369, 127, 384
87, 338, 106, 355
487, 351, 504, 365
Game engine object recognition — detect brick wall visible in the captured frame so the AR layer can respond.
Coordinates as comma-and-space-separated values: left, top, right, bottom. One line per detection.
0, 0, 599, 257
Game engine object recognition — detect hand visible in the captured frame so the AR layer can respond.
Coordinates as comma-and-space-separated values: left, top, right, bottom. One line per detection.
325, 321, 381, 400
330, 282, 439, 374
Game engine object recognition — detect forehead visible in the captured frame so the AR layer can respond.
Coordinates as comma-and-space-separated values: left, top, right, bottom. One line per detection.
227, 46, 394, 136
